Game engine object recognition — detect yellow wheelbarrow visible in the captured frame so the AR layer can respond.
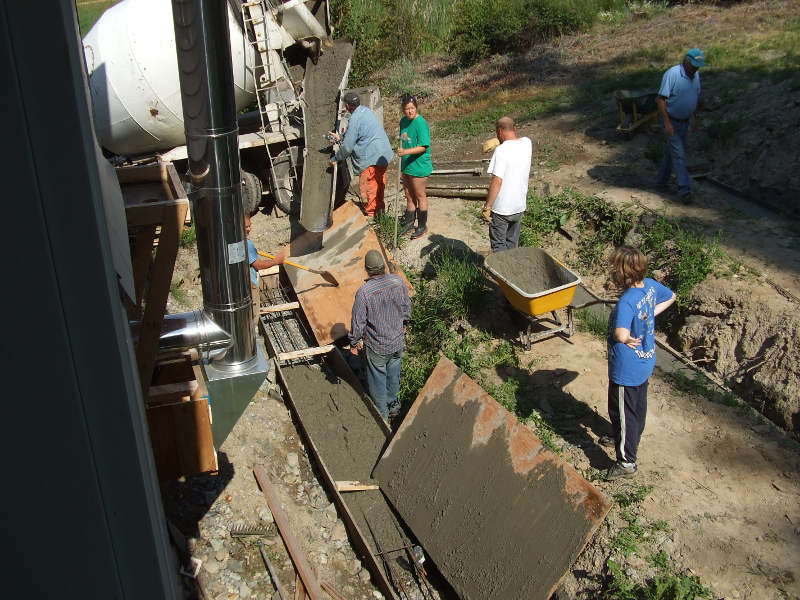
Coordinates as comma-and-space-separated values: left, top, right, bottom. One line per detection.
485, 247, 612, 350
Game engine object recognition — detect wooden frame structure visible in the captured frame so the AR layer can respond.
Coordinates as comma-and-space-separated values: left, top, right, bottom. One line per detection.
119, 164, 217, 480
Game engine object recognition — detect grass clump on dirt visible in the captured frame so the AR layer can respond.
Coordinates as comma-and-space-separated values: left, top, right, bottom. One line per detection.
373, 211, 405, 250
605, 484, 712, 599
399, 248, 490, 407
180, 225, 197, 248
606, 557, 712, 600
575, 307, 608, 338
638, 216, 720, 305
516, 189, 719, 304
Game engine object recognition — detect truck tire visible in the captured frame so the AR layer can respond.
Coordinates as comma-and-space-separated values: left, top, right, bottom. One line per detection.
241, 170, 262, 214
272, 146, 302, 216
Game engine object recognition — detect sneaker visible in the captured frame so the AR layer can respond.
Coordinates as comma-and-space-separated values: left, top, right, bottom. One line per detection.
606, 462, 637, 480
679, 192, 692, 205
598, 435, 615, 448
410, 226, 428, 239
654, 182, 670, 193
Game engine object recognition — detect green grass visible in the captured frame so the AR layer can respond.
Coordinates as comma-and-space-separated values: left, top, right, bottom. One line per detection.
180, 225, 197, 248
575, 307, 608, 338
606, 558, 712, 600
373, 211, 405, 250
614, 484, 653, 508
638, 216, 720, 305
76, 0, 120, 36
666, 370, 739, 407
169, 279, 187, 305
398, 248, 491, 407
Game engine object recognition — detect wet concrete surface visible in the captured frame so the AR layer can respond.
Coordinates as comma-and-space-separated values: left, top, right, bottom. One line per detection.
281, 359, 434, 598
302, 40, 353, 232
374, 357, 610, 600
486, 247, 576, 295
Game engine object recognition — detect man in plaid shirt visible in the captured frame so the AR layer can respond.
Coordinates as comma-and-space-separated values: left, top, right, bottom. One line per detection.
349, 250, 411, 419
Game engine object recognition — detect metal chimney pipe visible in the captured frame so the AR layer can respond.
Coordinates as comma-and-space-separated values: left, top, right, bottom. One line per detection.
131, 311, 232, 361
171, 0, 255, 371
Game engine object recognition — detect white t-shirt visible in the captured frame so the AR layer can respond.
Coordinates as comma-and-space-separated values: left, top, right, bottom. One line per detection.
487, 137, 532, 215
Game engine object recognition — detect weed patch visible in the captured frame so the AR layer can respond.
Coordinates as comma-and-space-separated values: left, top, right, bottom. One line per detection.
373, 211, 405, 250
575, 307, 608, 338
638, 216, 720, 305
180, 225, 197, 248
666, 370, 739, 407
169, 279, 187, 305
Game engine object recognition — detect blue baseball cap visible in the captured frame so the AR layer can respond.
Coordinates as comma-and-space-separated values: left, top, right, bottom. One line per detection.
686, 48, 706, 67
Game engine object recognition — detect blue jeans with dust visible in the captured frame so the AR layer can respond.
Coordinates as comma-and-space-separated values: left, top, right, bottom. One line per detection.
365, 346, 402, 418
656, 118, 691, 197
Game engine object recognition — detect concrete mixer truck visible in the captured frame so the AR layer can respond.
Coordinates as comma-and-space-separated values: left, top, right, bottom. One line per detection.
83, 0, 363, 231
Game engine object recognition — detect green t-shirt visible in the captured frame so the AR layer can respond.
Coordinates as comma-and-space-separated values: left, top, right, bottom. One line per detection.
399, 114, 432, 177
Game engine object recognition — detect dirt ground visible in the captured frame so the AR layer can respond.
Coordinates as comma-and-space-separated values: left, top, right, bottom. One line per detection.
164, 2, 800, 598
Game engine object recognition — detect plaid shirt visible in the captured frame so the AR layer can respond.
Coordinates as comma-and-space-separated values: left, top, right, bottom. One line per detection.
349, 274, 411, 355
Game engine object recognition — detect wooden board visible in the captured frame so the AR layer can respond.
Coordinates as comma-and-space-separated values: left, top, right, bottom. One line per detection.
374, 356, 611, 600
285, 202, 411, 345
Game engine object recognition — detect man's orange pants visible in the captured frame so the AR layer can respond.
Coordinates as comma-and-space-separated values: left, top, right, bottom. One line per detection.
359, 165, 387, 216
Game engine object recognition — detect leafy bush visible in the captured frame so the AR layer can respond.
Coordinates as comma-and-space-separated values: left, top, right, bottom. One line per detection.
450, 0, 625, 66
639, 216, 719, 304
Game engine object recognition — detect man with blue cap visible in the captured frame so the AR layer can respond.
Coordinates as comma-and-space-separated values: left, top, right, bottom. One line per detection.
655, 48, 706, 204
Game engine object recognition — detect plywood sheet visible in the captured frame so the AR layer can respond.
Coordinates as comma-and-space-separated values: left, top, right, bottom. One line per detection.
374, 356, 611, 600
286, 201, 411, 345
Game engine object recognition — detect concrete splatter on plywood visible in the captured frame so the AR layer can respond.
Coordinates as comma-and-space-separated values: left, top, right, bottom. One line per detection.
374, 356, 610, 600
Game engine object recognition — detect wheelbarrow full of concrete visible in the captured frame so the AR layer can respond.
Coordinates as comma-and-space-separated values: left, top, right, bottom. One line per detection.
485, 247, 611, 350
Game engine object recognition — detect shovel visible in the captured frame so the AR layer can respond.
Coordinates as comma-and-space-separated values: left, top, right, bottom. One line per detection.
257, 250, 339, 287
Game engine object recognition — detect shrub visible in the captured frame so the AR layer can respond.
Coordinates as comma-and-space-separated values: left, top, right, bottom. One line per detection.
450, 0, 625, 66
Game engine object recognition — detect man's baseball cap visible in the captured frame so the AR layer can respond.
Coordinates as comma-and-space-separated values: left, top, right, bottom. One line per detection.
686, 48, 706, 67
343, 91, 360, 106
365, 249, 384, 272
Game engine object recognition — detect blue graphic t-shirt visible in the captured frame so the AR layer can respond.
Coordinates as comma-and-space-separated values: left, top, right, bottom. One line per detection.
247, 239, 259, 286
608, 278, 674, 386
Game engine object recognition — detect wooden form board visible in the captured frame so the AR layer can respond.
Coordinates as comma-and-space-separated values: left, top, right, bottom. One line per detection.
145, 354, 217, 481
374, 356, 611, 600
285, 202, 411, 345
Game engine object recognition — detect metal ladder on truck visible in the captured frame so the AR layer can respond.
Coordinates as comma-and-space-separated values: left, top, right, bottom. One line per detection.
239, 0, 304, 215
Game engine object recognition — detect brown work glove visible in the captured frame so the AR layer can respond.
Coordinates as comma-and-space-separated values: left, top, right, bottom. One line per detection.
481, 205, 492, 223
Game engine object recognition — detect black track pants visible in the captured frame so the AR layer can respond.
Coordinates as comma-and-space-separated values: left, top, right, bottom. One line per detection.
607, 380, 648, 465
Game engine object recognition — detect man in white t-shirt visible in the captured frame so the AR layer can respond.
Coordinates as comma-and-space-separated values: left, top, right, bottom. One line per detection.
482, 117, 532, 252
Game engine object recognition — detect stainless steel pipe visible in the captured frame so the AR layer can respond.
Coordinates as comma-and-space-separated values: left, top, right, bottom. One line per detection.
131, 311, 232, 360
171, 0, 255, 371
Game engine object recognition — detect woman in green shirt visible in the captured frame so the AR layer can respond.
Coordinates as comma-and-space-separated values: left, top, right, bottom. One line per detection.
397, 94, 433, 238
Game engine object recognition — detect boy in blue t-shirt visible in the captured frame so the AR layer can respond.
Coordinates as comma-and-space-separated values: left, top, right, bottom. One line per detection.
606, 246, 675, 480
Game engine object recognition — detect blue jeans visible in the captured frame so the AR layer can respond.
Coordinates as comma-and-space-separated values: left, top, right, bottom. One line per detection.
489, 211, 523, 252
656, 118, 691, 196
365, 346, 402, 418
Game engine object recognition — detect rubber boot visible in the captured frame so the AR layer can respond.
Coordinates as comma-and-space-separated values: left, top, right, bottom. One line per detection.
400, 209, 416, 235
411, 210, 428, 239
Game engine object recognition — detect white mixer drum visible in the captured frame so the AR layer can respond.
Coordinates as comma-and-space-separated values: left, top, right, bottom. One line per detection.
83, 0, 256, 155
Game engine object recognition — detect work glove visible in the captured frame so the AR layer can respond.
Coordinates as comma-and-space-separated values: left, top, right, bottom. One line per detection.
481, 205, 492, 223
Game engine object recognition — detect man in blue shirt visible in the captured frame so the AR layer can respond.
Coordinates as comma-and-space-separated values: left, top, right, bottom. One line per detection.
349, 250, 411, 420
655, 48, 705, 204
330, 92, 394, 217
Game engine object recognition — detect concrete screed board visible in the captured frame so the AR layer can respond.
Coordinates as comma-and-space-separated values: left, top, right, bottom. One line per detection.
374, 356, 611, 600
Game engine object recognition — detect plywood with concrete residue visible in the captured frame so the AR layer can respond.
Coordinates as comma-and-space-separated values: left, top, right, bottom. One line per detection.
374, 356, 611, 600
285, 202, 411, 345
